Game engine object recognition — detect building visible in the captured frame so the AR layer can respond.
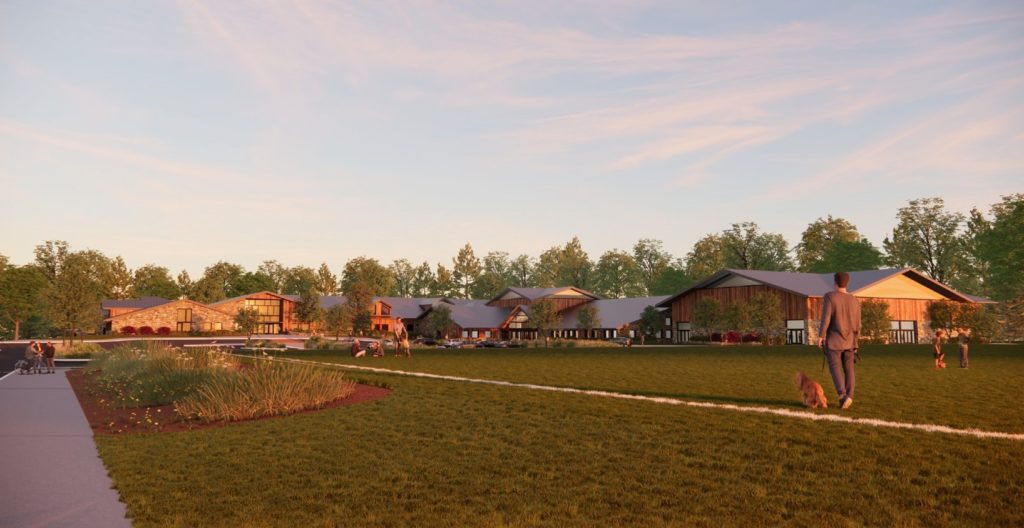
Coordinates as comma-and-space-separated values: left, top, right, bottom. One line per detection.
657, 268, 993, 345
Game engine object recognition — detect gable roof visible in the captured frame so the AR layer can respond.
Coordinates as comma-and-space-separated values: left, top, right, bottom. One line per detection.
488, 286, 601, 304
101, 296, 172, 310
104, 298, 234, 322
208, 291, 293, 306
657, 268, 979, 307
559, 296, 669, 329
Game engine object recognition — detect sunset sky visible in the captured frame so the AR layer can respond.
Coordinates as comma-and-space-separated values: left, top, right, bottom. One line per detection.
2, 1, 1021, 274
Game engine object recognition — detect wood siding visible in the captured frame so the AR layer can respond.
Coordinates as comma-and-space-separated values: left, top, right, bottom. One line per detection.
670, 285, 807, 322
487, 297, 591, 312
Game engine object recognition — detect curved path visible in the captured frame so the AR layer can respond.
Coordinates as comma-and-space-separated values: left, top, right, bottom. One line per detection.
0, 369, 131, 528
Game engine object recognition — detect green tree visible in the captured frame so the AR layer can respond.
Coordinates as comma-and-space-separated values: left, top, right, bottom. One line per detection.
131, 265, 181, 299
341, 257, 394, 297
592, 250, 644, 298
633, 239, 671, 295
528, 299, 560, 342
233, 272, 277, 295
388, 259, 415, 297
685, 234, 727, 280
234, 307, 261, 339
693, 298, 720, 338
472, 252, 514, 299
973, 194, 1024, 302
796, 216, 861, 272
106, 256, 134, 299
533, 246, 561, 287
859, 299, 892, 344
281, 266, 317, 294
345, 282, 375, 336
176, 270, 195, 299
410, 261, 435, 297
452, 243, 482, 298
576, 304, 600, 338
295, 288, 323, 332
421, 305, 454, 339
0, 265, 48, 340
883, 197, 967, 284
432, 264, 456, 297
557, 236, 593, 289
650, 260, 694, 295
323, 304, 351, 339
637, 306, 664, 342
747, 292, 784, 345
315, 263, 339, 296
33, 240, 70, 282
257, 260, 287, 293
43, 252, 104, 344
509, 254, 534, 287
193, 261, 245, 302
721, 222, 794, 271
960, 304, 1001, 343
722, 302, 752, 339
806, 239, 884, 273
926, 300, 959, 337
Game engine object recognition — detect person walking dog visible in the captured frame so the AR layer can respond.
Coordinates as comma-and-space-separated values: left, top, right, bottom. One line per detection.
818, 272, 861, 410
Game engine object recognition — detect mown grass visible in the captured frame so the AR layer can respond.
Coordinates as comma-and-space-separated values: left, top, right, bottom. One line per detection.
97, 366, 1024, 527
289, 344, 1024, 433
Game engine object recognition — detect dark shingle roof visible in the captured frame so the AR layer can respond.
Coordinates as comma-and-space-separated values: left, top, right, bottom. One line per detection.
490, 286, 601, 303
558, 296, 669, 329
101, 297, 171, 310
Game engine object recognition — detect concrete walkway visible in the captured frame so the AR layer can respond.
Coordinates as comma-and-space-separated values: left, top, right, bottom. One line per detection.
0, 369, 131, 528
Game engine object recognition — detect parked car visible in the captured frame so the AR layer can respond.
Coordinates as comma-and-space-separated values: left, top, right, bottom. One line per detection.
414, 337, 439, 346
442, 339, 463, 348
475, 340, 497, 348
610, 337, 633, 347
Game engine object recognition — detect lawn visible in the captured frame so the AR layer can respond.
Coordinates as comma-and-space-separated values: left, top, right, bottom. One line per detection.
95, 345, 1024, 527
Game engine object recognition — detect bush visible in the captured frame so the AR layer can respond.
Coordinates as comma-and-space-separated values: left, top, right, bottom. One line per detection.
741, 333, 761, 343
305, 336, 329, 350
174, 361, 356, 422
156, 327, 172, 336
139, 326, 155, 335
120, 326, 137, 335
61, 342, 106, 358
689, 335, 710, 343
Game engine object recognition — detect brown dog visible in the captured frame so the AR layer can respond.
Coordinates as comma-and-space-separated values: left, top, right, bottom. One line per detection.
795, 372, 828, 409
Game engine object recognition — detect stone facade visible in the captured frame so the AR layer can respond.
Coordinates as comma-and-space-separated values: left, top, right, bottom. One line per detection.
109, 300, 236, 334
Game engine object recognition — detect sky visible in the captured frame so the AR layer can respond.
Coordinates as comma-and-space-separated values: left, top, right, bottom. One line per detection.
1, 1, 1022, 275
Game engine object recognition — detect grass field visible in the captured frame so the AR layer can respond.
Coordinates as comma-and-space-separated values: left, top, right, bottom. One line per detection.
96, 345, 1024, 527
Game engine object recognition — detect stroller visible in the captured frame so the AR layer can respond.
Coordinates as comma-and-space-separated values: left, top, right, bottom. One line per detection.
15, 359, 33, 374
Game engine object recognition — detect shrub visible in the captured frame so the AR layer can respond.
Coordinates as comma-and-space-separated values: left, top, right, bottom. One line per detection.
741, 333, 761, 343
305, 336, 329, 350
156, 327, 172, 336
62, 342, 106, 358
139, 326, 155, 335
174, 361, 356, 422
689, 335, 710, 343
120, 326, 137, 335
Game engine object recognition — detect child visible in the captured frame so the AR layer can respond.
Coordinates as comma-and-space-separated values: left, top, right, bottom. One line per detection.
958, 327, 970, 368
933, 330, 946, 369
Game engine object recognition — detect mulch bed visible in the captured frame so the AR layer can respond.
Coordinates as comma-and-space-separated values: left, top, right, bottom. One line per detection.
66, 369, 391, 435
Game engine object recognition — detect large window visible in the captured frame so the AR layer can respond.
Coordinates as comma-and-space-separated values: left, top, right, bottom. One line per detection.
245, 299, 283, 334
786, 320, 806, 345
890, 320, 917, 344
176, 308, 193, 332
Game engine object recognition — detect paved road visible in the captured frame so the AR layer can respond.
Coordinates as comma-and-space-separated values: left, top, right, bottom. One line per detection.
0, 369, 132, 527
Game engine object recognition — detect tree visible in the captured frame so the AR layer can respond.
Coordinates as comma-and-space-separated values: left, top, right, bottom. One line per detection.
592, 250, 644, 298
685, 234, 727, 280
106, 256, 134, 299
451, 243, 482, 298
796, 216, 861, 272
296, 288, 323, 332
234, 307, 261, 340
432, 264, 456, 297
747, 292, 784, 345
721, 222, 794, 271
345, 282, 375, 336
33, 240, 70, 282
576, 304, 601, 338
43, 252, 104, 345
926, 300, 960, 337
650, 260, 694, 295
509, 254, 534, 287
315, 263, 339, 296
528, 299, 560, 342
341, 257, 394, 296
131, 265, 181, 299
859, 299, 892, 344
388, 259, 415, 297
693, 298, 720, 338
233, 272, 277, 295
805, 239, 883, 274
0, 265, 47, 340
281, 266, 317, 294
883, 197, 967, 284
722, 302, 752, 339
193, 261, 245, 302
959, 304, 1001, 343
972, 194, 1024, 302
421, 305, 454, 339
557, 236, 593, 289
257, 260, 287, 293
473, 252, 514, 299
176, 270, 195, 299
637, 306, 664, 343
323, 304, 351, 339
410, 262, 436, 297
633, 239, 671, 295
533, 246, 561, 287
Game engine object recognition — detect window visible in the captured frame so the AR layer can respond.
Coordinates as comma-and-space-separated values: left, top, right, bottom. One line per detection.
244, 299, 283, 334
462, 330, 469, 338
484, 331, 491, 338
786, 320, 806, 345
176, 308, 192, 332
890, 321, 917, 344
213, 322, 222, 331
665, 317, 671, 327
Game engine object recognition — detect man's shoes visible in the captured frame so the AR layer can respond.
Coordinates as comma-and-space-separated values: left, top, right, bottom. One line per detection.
841, 398, 853, 410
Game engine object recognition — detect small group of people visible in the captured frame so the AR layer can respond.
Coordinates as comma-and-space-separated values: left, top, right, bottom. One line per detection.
349, 321, 412, 358
933, 328, 970, 369
24, 340, 57, 374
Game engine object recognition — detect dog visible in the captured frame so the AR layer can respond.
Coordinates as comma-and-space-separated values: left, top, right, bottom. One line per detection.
14, 359, 32, 375
795, 372, 828, 409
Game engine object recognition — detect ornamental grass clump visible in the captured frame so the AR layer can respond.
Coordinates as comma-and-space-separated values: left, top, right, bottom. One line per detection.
174, 361, 355, 422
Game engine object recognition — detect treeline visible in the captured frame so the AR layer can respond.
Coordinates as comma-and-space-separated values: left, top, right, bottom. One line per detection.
1, 195, 1021, 340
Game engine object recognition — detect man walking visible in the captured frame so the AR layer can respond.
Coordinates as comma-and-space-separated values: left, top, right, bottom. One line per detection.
818, 272, 861, 409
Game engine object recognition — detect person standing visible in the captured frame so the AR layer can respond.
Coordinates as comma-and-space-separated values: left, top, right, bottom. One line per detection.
44, 341, 56, 374
958, 328, 970, 369
933, 330, 947, 369
30, 341, 44, 374
24, 342, 38, 375
818, 272, 861, 410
